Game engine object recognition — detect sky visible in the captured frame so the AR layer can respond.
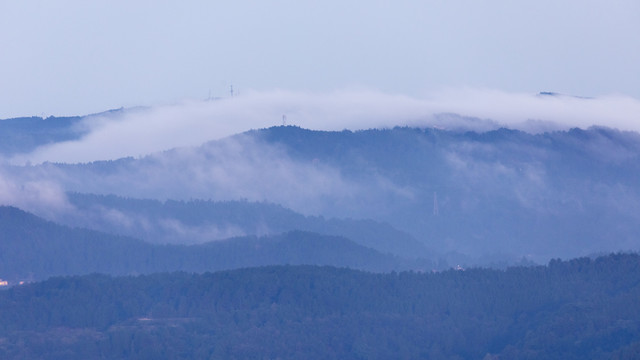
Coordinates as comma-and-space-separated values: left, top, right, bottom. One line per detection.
1, 0, 639, 119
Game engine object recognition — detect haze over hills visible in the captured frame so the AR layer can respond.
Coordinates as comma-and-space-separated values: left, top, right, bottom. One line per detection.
0, 206, 427, 283
2, 104, 640, 359
62, 193, 430, 259
2, 113, 639, 264
0, 108, 129, 156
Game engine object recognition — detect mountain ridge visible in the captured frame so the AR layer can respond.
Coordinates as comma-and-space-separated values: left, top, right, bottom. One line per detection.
0, 206, 431, 283
3, 123, 640, 263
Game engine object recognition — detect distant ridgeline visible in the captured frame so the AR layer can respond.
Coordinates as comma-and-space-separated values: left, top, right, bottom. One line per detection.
0, 206, 434, 283
249, 125, 640, 260
3, 115, 640, 265
0, 115, 84, 155
0, 253, 639, 359
63, 192, 431, 258
0, 108, 125, 155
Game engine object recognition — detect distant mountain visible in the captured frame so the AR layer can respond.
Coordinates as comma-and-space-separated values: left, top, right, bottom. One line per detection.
252, 126, 640, 259
5, 123, 640, 263
0, 115, 84, 155
61, 193, 430, 259
0, 206, 428, 282
0, 108, 133, 156
1, 253, 639, 359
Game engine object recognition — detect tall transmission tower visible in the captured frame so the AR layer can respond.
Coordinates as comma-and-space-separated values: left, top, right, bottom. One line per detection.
230, 85, 234, 97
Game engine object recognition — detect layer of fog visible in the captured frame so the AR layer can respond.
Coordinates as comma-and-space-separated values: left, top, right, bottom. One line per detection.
12, 88, 640, 164
4, 123, 640, 263
0, 169, 73, 220
3, 134, 412, 238
3, 89, 640, 263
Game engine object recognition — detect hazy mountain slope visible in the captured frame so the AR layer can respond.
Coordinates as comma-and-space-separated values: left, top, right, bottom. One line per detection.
0, 109, 131, 156
62, 193, 430, 259
1, 254, 639, 359
0, 115, 84, 155
0, 206, 149, 281
253, 126, 640, 259
0, 206, 424, 282
6, 125, 640, 262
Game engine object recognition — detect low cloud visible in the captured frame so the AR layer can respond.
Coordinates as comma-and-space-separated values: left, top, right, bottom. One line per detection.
12, 88, 640, 164
4, 110, 640, 259
74, 203, 248, 244
9, 135, 406, 218
0, 168, 72, 219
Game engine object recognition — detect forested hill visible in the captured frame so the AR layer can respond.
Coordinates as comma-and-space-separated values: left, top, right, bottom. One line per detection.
63, 193, 430, 259
16, 125, 640, 263
0, 115, 86, 155
250, 126, 640, 261
0, 206, 426, 282
0, 108, 126, 155
1, 253, 639, 359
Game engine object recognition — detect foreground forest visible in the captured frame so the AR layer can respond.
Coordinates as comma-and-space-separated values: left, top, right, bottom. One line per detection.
2, 112, 640, 359
1, 253, 640, 359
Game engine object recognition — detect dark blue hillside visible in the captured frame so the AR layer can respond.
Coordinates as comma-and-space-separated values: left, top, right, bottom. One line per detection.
0, 206, 428, 283
0, 108, 127, 155
64, 193, 430, 259
0, 116, 84, 154
6, 122, 640, 264
1, 253, 639, 359
252, 126, 640, 260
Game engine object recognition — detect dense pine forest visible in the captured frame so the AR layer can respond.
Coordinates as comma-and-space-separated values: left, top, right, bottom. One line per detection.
1, 253, 640, 359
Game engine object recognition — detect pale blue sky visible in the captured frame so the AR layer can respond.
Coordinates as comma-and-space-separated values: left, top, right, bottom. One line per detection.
1, 0, 639, 118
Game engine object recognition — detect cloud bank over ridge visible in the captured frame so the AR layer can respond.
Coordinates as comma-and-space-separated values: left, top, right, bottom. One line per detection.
12, 88, 640, 164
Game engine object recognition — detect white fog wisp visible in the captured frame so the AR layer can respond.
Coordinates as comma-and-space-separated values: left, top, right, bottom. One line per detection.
10, 89, 640, 165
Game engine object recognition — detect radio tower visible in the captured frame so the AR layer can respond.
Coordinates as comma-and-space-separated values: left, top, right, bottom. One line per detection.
433, 192, 439, 216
